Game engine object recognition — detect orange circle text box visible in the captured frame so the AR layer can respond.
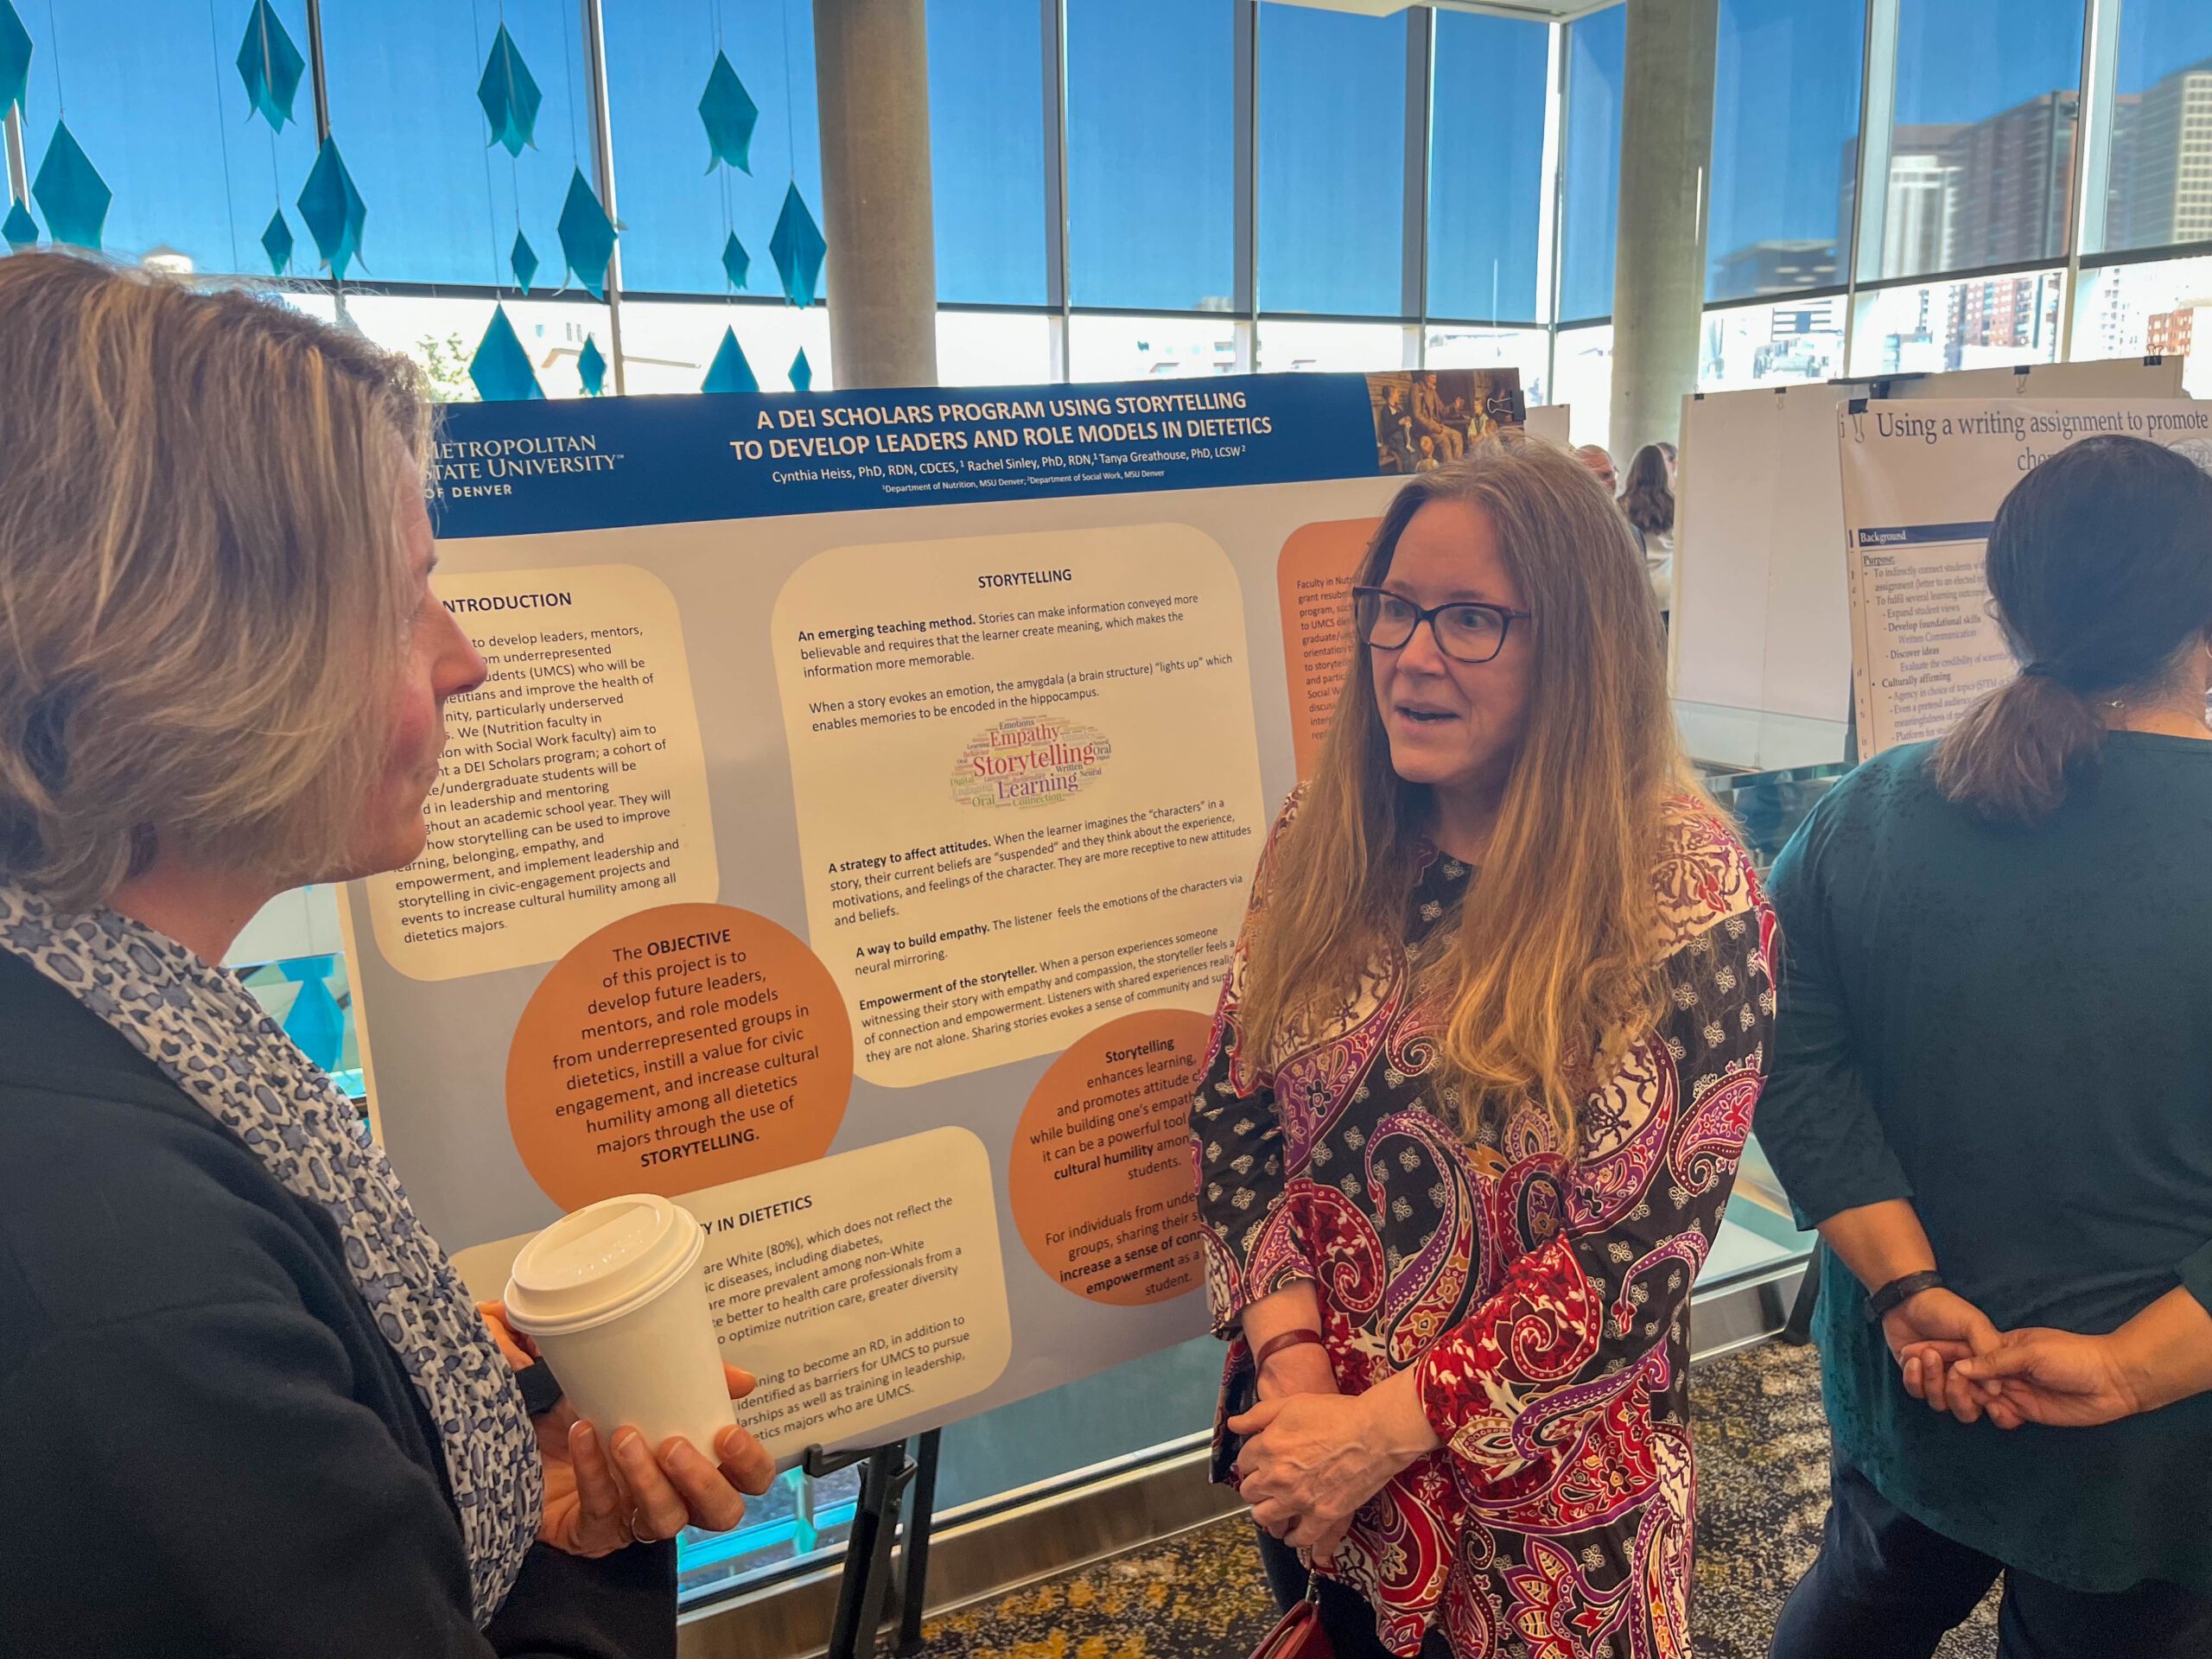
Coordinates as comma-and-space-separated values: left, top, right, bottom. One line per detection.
1275, 518, 1381, 780
1008, 1009, 1212, 1307
507, 902, 854, 1210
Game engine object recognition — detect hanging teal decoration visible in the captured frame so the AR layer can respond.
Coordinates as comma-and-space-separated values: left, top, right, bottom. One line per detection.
234, 0, 305, 131
3, 200, 35, 251
511, 229, 539, 294
476, 23, 543, 158
577, 334, 607, 397
702, 327, 758, 394
0, 0, 29, 121
282, 973, 346, 1072
296, 137, 367, 278
789, 347, 812, 392
721, 232, 749, 290
260, 208, 293, 274
31, 122, 111, 251
770, 182, 825, 308
698, 51, 758, 175
556, 167, 615, 299
469, 305, 545, 402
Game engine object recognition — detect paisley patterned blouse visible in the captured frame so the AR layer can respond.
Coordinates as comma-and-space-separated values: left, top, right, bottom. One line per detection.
1193, 793, 1775, 1659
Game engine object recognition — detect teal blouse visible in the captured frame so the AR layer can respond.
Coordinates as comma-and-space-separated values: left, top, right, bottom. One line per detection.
1759, 734, 2212, 1597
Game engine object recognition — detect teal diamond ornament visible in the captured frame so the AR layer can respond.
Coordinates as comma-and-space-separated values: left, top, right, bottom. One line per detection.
296, 137, 366, 277
790, 347, 812, 391
770, 182, 826, 308
32, 121, 110, 251
512, 229, 539, 294
577, 334, 607, 396
0, 1, 29, 120
3, 199, 35, 251
556, 167, 615, 298
477, 23, 543, 158
698, 51, 758, 174
469, 305, 544, 402
282, 974, 345, 1072
235, 0, 306, 131
721, 232, 749, 290
702, 327, 758, 394
260, 207, 294, 274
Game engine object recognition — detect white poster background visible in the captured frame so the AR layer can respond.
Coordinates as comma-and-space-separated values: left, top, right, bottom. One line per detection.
1839, 397, 2212, 758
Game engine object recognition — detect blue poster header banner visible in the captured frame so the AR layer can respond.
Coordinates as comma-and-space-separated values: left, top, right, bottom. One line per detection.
427, 370, 1524, 538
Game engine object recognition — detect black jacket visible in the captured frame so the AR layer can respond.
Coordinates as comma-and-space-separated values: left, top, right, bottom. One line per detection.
0, 949, 676, 1656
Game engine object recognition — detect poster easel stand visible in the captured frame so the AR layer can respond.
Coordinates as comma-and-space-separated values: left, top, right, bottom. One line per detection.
806, 1428, 943, 1659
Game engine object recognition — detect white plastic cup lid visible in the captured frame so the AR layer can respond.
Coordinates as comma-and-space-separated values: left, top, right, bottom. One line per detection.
503, 1193, 704, 1336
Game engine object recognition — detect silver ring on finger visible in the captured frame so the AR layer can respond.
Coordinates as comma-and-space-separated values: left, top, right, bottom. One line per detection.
630, 1511, 658, 1544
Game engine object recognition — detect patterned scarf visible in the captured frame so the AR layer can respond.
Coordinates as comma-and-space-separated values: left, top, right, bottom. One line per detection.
0, 882, 540, 1624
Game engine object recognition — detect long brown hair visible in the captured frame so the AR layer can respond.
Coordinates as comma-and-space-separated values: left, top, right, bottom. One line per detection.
1618, 443, 1675, 536
1239, 435, 1691, 1149
1934, 435, 2212, 826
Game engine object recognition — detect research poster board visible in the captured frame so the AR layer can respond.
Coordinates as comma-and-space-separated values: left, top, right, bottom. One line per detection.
344, 367, 1522, 1464
1839, 397, 2212, 757
1672, 358, 2183, 722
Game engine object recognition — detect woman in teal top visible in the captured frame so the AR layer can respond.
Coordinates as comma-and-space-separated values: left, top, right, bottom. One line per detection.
1760, 435, 2212, 1659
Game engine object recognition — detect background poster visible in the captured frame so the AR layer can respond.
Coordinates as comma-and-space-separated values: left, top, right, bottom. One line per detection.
1839, 397, 2212, 759
347, 372, 1518, 1461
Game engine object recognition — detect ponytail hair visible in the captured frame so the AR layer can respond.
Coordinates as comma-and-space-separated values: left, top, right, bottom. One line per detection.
1933, 435, 2212, 826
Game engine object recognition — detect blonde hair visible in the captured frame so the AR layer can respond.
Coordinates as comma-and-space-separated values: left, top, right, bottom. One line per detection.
0, 252, 428, 912
1239, 434, 1692, 1150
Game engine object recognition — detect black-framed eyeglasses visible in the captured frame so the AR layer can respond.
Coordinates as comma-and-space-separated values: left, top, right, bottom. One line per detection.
1352, 586, 1532, 665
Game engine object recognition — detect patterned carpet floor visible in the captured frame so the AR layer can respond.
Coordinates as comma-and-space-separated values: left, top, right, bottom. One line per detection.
918, 1339, 1999, 1659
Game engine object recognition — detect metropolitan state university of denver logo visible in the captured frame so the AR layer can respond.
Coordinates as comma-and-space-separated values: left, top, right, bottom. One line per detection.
951, 715, 1112, 810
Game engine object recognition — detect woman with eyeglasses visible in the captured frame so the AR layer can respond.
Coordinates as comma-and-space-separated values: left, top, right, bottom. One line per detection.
1192, 436, 1772, 1658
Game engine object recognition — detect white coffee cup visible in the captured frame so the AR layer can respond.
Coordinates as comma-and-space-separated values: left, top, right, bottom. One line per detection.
503, 1193, 734, 1457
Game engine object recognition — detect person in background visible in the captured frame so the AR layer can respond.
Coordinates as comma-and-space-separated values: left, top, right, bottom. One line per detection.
1758, 435, 2212, 1658
1618, 442, 1677, 620
1574, 442, 1617, 495
1192, 436, 1773, 1658
1414, 434, 1441, 473
0, 253, 772, 1657
1657, 440, 1677, 484
1412, 372, 1465, 463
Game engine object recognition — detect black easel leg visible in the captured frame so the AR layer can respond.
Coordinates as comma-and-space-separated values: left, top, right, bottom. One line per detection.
895, 1429, 941, 1656
824, 1443, 915, 1659
1781, 1243, 1823, 1346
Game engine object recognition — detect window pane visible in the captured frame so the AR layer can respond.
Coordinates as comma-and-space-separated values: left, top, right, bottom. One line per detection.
315, 293, 611, 400
1424, 326, 1552, 407
1256, 3, 1407, 318
937, 311, 1057, 385
616, 301, 832, 395
1560, 5, 1626, 324
2103, 1, 2212, 256
321, 0, 590, 289
1553, 323, 1614, 448
1849, 270, 2063, 375
1065, 0, 1236, 311
603, 3, 823, 297
1067, 315, 1240, 381
930, 0, 1047, 305
1255, 318, 1410, 373
1877, 0, 2085, 282
1699, 296, 1845, 389
1428, 12, 1549, 324
1707, 0, 1863, 302
2073, 254, 2212, 397
16, 0, 319, 275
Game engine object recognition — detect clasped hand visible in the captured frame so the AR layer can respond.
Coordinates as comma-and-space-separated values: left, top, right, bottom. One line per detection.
1227, 1344, 1424, 1563
1885, 1287, 2144, 1431
480, 1301, 777, 1558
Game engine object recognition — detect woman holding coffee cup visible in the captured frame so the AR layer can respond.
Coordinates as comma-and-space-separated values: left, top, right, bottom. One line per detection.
0, 252, 772, 1657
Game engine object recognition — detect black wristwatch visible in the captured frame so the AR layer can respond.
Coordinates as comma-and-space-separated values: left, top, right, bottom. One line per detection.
515, 1358, 564, 1417
1865, 1269, 1945, 1325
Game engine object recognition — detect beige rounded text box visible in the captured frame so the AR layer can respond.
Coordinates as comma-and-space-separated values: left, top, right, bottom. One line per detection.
365, 563, 719, 982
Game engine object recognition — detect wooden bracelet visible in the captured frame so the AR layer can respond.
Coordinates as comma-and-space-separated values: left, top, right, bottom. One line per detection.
1254, 1327, 1326, 1368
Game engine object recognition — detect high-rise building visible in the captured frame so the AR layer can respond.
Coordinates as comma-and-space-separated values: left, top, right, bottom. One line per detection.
2113, 57, 2212, 250
1944, 93, 2076, 270
2147, 304, 2205, 357
1882, 142, 1959, 279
